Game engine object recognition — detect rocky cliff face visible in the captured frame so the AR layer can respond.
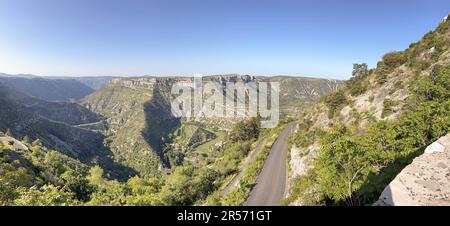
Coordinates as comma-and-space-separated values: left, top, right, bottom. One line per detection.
375, 134, 450, 206
82, 75, 341, 177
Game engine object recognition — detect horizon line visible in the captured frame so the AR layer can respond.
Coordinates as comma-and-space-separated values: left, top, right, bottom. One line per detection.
0, 72, 345, 80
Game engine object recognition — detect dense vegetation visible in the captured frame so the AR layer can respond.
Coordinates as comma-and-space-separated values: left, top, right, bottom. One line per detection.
286, 67, 449, 205
0, 117, 264, 206
285, 17, 450, 205
81, 76, 341, 178
0, 138, 91, 205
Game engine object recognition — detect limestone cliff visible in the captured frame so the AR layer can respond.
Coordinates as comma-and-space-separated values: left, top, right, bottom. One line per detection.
375, 134, 450, 206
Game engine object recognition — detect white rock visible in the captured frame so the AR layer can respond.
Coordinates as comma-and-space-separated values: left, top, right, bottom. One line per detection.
375, 134, 450, 206
424, 141, 445, 154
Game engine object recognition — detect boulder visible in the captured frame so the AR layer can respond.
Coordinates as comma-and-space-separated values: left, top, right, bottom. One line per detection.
375, 134, 450, 206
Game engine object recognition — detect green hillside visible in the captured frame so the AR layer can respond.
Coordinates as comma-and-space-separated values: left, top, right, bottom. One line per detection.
285, 16, 450, 206
0, 83, 134, 180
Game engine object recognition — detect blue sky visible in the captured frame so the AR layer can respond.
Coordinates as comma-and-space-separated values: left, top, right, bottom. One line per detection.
0, 0, 449, 79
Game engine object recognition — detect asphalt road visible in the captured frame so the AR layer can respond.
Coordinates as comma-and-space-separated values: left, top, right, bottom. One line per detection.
244, 122, 297, 206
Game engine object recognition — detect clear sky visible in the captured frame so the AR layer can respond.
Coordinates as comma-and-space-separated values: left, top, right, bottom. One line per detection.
0, 0, 449, 79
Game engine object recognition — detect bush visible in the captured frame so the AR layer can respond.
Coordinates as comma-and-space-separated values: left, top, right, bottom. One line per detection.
389, 81, 404, 95
14, 185, 80, 206
381, 99, 398, 118
159, 166, 218, 205
213, 142, 251, 176
376, 73, 388, 84
324, 91, 348, 118
293, 128, 325, 150
375, 51, 408, 83
229, 116, 261, 142
349, 81, 368, 96
313, 126, 379, 205
380, 51, 407, 70
347, 63, 370, 96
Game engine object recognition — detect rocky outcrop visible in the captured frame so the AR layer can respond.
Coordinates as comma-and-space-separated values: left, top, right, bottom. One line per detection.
289, 144, 318, 178
0, 136, 28, 151
375, 134, 450, 206
443, 14, 449, 23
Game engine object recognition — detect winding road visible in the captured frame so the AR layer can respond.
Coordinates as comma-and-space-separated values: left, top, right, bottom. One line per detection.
244, 122, 297, 206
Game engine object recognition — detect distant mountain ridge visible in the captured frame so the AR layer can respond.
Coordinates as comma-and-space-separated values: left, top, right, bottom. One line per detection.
0, 71, 341, 178
0, 75, 95, 101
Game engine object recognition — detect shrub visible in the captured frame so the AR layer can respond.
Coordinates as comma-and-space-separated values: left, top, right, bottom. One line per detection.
347, 79, 368, 96
229, 116, 261, 142
389, 81, 404, 95
376, 51, 407, 80
381, 51, 407, 69
347, 63, 370, 96
381, 99, 398, 118
376, 73, 388, 84
324, 91, 348, 118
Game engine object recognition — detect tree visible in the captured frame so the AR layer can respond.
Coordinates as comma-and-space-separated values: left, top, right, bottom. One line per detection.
160, 166, 201, 205
159, 166, 217, 206
314, 126, 378, 205
60, 169, 94, 202
125, 177, 163, 206
409, 65, 450, 141
229, 116, 261, 142
347, 63, 370, 96
0, 163, 31, 205
324, 90, 348, 118
352, 63, 369, 78
127, 176, 162, 195
87, 166, 105, 187
14, 185, 80, 206
87, 180, 128, 206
